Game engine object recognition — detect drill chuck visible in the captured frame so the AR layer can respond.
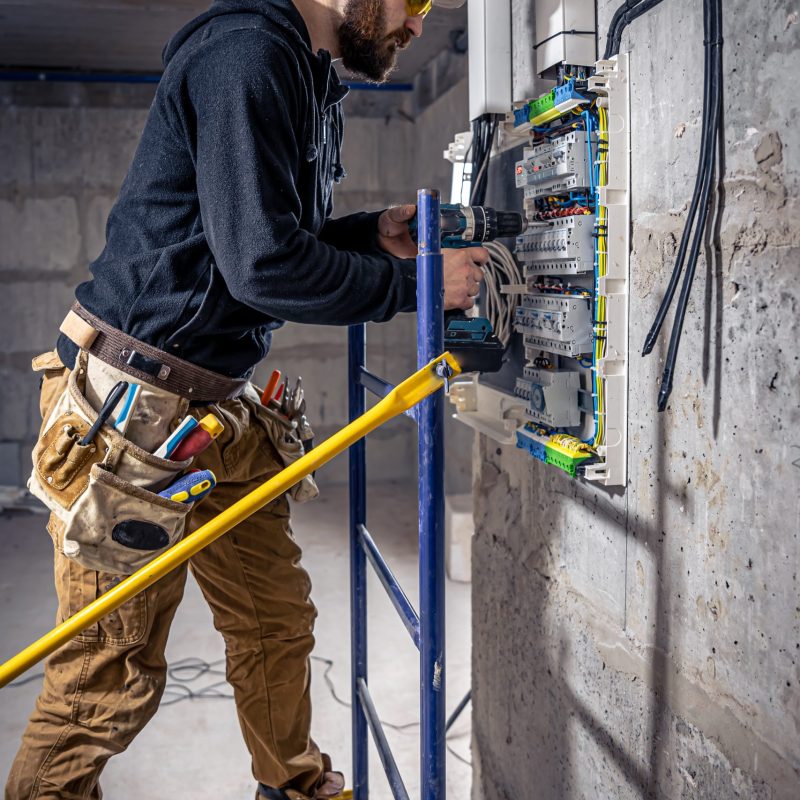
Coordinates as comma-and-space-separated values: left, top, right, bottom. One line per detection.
410, 203, 527, 248
439, 204, 527, 246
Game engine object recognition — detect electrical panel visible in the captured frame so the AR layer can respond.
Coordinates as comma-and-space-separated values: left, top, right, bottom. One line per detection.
449, 55, 630, 487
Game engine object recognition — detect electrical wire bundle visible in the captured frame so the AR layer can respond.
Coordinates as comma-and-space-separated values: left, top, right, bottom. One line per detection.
550, 433, 596, 457
590, 105, 609, 447
529, 278, 591, 298
603, 0, 666, 60
482, 241, 523, 348
640, 0, 723, 410
469, 114, 500, 206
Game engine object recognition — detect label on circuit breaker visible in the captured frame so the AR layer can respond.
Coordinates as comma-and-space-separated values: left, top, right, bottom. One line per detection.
516, 215, 595, 275
515, 293, 592, 357
514, 132, 595, 198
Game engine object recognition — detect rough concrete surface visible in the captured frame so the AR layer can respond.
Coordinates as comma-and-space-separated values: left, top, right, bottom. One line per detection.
472, 2, 799, 799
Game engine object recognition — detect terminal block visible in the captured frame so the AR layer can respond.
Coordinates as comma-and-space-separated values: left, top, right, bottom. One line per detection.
516, 424, 549, 462
515, 131, 595, 199
544, 437, 592, 477
516, 214, 595, 275
515, 294, 592, 358
515, 425, 593, 477
515, 366, 580, 428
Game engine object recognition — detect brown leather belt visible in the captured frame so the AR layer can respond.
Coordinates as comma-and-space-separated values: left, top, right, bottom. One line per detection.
61, 302, 248, 402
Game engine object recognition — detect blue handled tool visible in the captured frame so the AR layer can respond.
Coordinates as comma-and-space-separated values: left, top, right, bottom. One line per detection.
158, 469, 217, 504
113, 383, 141, 435
79, 381, 129, 446
153, 415, 198, 459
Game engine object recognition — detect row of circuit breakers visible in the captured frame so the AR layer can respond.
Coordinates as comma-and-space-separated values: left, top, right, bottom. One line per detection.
514, 132, 596, 421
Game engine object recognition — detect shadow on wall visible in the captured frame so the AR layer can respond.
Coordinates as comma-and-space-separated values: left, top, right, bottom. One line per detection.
471, 401, 692, 798
471, 125, 734, 800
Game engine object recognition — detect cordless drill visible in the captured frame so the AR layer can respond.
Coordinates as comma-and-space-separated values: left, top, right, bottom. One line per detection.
410, 203, 527, 248
409, 203, 525, 373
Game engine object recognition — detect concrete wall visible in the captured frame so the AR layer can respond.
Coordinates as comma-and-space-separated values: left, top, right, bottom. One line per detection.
471, 2, 799, 799
0, 82, 152, 486
0, 74, 471, 490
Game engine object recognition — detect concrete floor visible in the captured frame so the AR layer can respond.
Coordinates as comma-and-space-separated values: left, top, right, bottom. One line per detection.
0, 481, 472, 799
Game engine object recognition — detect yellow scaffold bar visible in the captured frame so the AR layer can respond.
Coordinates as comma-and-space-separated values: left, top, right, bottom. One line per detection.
0, 352, 462, 689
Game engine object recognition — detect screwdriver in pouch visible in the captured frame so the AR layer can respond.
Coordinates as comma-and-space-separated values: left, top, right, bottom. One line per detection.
260, 370, 282, 406
153, 415, 198, 460
158, 469, 217, 504
79, 381, 129, 447
169, 414, 224, 461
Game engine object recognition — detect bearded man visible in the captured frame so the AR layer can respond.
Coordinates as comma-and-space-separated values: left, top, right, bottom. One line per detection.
5, 1, 486, 799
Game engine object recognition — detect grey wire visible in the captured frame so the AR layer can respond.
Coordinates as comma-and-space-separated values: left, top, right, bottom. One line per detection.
8, 672, 45, 687
446, 742, 472, 768
483, 241, 524, 347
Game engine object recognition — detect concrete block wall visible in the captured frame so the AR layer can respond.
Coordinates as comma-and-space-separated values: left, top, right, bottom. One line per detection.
471, 2, 799, 799
0, 83, 153, 487
0, 74, 472, 490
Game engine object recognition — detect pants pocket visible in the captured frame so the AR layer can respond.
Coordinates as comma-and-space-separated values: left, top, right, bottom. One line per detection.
54, 545, 148, 645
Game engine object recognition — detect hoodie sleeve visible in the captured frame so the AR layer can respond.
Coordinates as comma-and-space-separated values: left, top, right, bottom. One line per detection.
319, 210, 386, 254
183, 31, 417, 324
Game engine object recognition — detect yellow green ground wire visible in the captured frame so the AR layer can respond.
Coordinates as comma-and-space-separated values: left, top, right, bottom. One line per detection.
593, 105, 609, 449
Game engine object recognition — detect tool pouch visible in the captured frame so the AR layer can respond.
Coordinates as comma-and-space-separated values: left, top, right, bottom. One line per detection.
29, 351, 193, 575
248, 386, 319, 504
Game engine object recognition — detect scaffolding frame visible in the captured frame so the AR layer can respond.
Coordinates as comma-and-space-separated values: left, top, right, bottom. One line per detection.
348, 188, 447, 800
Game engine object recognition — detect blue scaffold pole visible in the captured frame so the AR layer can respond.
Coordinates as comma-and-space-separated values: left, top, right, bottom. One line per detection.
416, 188, 446, 800
348, 323, 369, 800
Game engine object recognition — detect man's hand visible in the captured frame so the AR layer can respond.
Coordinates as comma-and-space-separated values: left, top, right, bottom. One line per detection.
444, 247, 489, 311
377, 204, 417, 258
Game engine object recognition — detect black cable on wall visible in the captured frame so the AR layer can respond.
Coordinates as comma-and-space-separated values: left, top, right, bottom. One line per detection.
604, 0, 724, 410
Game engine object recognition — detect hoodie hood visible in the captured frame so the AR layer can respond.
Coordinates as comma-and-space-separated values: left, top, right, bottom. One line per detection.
163, 0, 312, 66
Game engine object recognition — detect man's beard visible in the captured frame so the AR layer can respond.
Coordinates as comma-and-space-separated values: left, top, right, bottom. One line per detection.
338, 0, 412, 82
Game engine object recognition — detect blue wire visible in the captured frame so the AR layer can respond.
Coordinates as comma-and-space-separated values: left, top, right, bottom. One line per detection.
582, 110, 601, 446
581, 111, 595, 195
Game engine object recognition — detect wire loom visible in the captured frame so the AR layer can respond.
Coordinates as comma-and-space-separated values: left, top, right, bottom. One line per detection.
591, 105, 609, 448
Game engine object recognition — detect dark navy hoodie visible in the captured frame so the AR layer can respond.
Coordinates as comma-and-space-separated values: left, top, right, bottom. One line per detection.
59, 0, 417, 378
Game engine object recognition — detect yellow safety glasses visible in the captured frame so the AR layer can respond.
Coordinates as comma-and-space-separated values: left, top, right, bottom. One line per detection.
405, 0, 433, 18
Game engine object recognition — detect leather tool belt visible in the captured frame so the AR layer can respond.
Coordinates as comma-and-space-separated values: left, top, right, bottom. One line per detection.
60, 302, 247, 402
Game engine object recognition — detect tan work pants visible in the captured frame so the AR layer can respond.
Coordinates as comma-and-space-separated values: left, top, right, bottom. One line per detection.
5, 365, 323, 800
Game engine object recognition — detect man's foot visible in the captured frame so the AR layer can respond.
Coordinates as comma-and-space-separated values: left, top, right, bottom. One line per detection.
257, 785, 348, 800
315, 753, 346, 799
256, 754, 347, 800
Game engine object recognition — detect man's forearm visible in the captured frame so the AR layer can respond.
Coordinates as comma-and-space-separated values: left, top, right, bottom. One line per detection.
319, 211, 384, 255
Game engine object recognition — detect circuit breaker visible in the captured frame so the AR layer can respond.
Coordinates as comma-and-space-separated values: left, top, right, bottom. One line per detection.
515, 366, 580, 428
515, 131, 596, 199
516, 294, 593, 357
516, 214, 595, 274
